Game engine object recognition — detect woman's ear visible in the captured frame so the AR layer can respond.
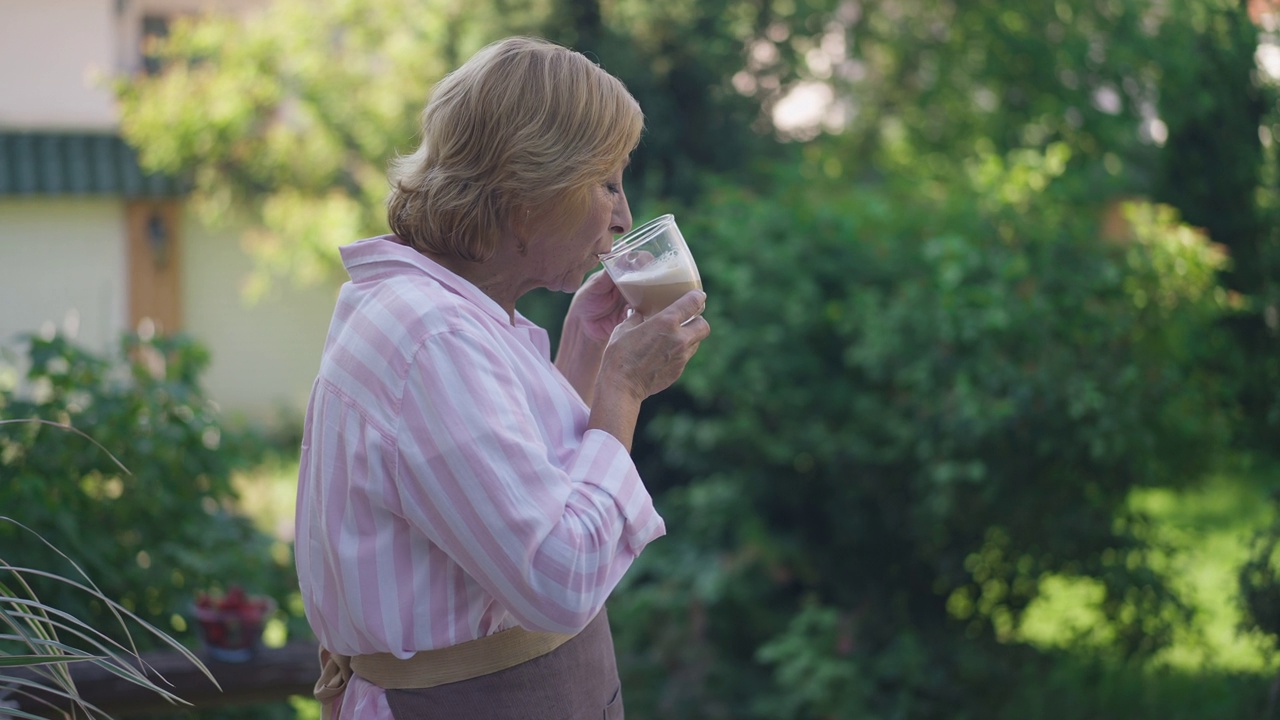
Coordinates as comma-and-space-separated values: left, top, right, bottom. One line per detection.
508, 203, 534, 238
507, 204, 534, 257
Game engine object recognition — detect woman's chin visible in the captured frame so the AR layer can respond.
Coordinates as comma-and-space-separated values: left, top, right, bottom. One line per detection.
550, 278, 583, 294
560, 271, 591, 293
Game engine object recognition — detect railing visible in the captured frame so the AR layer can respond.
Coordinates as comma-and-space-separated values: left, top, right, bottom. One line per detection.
7, 640, 318, 717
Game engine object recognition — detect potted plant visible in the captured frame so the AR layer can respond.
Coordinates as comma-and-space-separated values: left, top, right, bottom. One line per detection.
1, 513, 216, 715
193, 586, 277, 663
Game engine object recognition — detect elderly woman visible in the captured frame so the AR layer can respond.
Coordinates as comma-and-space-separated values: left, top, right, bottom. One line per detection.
295, 36, 710, 720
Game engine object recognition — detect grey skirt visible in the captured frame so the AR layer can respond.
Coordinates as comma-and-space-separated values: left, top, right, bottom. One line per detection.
384, 608, 623, 720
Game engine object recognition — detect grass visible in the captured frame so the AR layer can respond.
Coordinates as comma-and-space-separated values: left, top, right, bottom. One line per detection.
228, 453, 321, 720
231, 452, 300, 545
228, 452, 302, 652
1137, 461, 1280, 673
1019, 455, 1280, 676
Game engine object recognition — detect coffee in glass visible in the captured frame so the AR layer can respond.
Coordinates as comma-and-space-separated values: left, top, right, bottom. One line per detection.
599, 214, 702, 317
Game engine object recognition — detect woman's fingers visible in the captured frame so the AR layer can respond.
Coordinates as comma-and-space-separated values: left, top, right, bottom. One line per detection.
655, 289, 707, 327
566, 271, 631, 341
602, 290, 710, 399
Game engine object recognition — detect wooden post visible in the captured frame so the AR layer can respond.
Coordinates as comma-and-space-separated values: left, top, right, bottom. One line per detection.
126, 199, 183, 334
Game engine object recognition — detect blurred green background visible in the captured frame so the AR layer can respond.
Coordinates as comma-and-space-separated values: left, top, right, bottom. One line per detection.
5, 0, 1280, 717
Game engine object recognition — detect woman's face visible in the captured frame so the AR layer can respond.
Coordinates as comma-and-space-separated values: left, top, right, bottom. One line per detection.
527, 167, 632, 293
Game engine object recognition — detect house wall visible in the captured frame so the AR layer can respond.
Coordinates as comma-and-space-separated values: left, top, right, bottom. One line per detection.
0, 197, 337, 426
0, 0, 267, 130
0, 1, 119, 129
182, 219, 338, 427
0, 207, 341, 429
0, 198, 128, 353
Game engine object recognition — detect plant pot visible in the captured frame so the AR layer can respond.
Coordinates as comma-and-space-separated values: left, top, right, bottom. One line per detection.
192, 596, 276, 663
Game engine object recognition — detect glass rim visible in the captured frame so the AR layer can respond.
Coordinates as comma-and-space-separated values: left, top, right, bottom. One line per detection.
600, 214, 676, 260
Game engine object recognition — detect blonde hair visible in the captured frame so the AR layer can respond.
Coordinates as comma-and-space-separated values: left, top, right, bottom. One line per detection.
387, 36, 644, 262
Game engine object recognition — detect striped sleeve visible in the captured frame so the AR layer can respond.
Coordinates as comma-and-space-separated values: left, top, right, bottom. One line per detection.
393, 328, 665, 634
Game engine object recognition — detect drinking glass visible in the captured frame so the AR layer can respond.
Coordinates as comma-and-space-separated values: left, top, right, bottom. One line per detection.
599, 214, 702, 317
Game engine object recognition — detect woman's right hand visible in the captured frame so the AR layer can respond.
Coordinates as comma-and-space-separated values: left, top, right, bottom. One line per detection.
586, 290, 709, 451
600, 290, 711, 402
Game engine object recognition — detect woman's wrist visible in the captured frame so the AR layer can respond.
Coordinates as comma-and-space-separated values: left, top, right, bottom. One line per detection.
585, 377, 644, 452
555, 322, 607, 405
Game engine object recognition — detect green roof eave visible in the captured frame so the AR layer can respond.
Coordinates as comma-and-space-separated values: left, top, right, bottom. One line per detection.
0, 131, 188, 198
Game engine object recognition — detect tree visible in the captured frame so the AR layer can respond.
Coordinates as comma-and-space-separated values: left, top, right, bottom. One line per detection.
117, 0, 802, 297
610, 157, 1239, 720
1153, 0, 1280, 446
539, 0, 789, 203
115, 2, 1276, 716
117, 0, 539, 298
787, 0, 1279, 441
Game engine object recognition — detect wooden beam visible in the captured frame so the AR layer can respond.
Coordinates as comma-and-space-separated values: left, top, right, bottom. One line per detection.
6, 640, 319, 717
126, 199, 183, 334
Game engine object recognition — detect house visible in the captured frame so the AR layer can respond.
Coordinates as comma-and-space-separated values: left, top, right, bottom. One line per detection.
0, 0, 338, 428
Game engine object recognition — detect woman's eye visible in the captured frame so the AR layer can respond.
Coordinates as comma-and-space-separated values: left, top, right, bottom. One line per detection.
605, 182, 621, 195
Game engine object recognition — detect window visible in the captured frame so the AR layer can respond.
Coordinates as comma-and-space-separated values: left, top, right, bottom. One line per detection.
140, 14, 171, 75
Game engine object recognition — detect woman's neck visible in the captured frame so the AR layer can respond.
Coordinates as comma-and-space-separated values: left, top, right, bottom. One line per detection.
424, 249, 528, 324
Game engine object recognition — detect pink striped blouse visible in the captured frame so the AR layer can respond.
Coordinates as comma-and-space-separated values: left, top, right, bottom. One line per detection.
295, 235, 666, 719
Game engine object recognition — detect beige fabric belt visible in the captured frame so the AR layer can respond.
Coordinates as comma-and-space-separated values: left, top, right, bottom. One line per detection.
314, 626, 576, 718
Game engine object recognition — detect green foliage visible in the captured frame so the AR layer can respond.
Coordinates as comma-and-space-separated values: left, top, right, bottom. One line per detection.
0, 332, 296, 652
791, 0, 1163, 181
610, 155, 1239, 717
1155, 0, 1270, 291
115, 0, 813, 404
116, 0, 542, 298
541, 0, 790, 202
795, 0, 1280, 444
1153, 0, 1280, 449
116, 0, 795, 295
111, 1, 1280, 715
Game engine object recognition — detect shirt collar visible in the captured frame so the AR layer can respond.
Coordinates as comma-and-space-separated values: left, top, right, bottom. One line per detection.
339, 235, 537, 330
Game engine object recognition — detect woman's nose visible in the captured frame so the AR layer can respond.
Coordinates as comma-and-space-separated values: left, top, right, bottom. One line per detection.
609, 195, 633, 236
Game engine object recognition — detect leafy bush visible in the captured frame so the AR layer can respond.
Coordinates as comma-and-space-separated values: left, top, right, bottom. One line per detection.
0, 332, 297, 650
609, 153, 1242, 718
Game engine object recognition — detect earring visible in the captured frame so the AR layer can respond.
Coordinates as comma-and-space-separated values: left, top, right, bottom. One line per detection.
516, 209, 531, 256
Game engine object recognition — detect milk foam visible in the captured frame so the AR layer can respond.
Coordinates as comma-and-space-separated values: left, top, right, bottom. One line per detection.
615, 252, 696, 284
614, 252, 701, 315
